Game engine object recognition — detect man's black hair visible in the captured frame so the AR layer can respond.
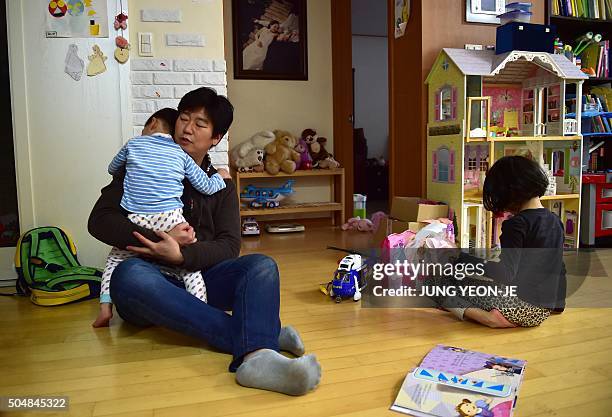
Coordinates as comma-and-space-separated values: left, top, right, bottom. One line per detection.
483, 155, 549, 214
145, 108, 179, 136
177, 87, 234, 139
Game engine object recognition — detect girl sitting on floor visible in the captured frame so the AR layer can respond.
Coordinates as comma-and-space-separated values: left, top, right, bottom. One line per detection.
434, 155, 566, 328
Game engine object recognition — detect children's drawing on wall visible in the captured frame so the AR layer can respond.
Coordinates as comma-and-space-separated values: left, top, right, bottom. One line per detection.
394, 0, 410, 38
64, 43, 84, 81
87, 44, 107, 76
45, 0, 108, 38
482, 86, 521, 137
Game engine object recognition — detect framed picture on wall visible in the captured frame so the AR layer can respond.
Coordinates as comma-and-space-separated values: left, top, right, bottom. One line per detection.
232, 0, 308, 80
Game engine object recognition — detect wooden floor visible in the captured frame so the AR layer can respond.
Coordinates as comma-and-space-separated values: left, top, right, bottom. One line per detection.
2, 226, 612, 417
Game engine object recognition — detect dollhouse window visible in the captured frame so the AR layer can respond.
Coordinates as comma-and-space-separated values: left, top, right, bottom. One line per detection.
435, 85, 457, 121
468, 158, 477, 171
433, 146, 455, 183
479, 157, 489, 172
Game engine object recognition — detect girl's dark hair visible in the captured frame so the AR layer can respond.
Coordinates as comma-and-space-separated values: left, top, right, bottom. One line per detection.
483, 156, 548, 213
145, 108, 179, 136
178, 87, 234, 139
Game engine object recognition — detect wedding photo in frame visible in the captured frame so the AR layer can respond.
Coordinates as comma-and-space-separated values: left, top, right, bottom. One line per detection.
232, 0, 308, 80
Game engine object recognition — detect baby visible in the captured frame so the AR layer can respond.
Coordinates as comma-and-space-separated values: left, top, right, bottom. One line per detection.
93, 108, 230, 327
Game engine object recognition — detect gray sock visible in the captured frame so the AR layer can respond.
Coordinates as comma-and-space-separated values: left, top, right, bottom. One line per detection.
236, 349, 321, 396
279, 326, 305, 356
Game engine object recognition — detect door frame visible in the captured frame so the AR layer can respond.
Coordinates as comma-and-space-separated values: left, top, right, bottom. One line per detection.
331, 0, 395, 220
331, 0, 354, 221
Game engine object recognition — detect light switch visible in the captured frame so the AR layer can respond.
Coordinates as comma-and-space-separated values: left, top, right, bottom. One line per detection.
138, 32, 154, 57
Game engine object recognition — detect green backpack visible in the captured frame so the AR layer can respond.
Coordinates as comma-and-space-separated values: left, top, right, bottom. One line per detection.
14, 227, 102, 306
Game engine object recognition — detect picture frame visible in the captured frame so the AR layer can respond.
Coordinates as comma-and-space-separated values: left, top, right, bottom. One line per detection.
232, 0, 308, 81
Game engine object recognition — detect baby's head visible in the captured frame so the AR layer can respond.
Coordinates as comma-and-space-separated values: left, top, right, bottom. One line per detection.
483, 155, 548, 214
142, 108, 179, 137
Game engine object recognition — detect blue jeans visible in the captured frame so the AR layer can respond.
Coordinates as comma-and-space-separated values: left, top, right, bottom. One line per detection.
110, 254, 281, 371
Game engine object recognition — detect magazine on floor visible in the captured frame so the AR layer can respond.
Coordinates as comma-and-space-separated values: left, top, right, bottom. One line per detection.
391, 344, 526, 417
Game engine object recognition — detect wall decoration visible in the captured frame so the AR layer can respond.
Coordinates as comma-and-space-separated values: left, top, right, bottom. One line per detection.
232, 0, 307, 80
45, 0, 108, 38
87, 44, 107, 76
64, 43, 84, 81
113, 3, 130, 64
394, 0, 410, 38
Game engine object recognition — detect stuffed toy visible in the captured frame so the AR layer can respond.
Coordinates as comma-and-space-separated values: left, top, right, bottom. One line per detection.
233, 131, 276, 159
114, 13, 128, 30
309, 137, 340, 168
264, 130, 301, 175
341, 216, 375, 232
301, 128, 319, 152
295, 138, 313, 170
232, 149, 265, 173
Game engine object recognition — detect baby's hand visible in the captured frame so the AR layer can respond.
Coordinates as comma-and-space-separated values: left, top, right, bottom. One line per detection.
93, 303, 113, 327
217, 168, 232, 179
168, 222, 197, 246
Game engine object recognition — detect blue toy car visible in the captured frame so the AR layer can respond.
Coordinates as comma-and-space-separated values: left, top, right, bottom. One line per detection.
327, 254, 368, 303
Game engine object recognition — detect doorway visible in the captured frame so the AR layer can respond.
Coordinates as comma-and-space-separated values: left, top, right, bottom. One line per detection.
331, 0, 390, 223
0, 0, 20, 287
351, 0, 390, 216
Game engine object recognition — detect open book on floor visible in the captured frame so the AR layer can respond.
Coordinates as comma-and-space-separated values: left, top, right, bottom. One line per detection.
391, 344, 526, 417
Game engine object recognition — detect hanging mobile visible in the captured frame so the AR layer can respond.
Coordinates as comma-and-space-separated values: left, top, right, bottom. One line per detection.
114, 0, 130, 64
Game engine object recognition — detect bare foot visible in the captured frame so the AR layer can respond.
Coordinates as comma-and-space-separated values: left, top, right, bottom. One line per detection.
490, 309, 517, 328
93, 304, 113, 328
464, 308, 517, 328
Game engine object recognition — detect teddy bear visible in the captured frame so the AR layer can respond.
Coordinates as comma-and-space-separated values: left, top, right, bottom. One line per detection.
264, 130, 301, 175
295, 138, 313, 170
232, 149, 265, 173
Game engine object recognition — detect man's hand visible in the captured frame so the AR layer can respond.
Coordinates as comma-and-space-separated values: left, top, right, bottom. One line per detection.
167, 222, 197, 246
127, 230, 185, 265
217, 168, 232, 179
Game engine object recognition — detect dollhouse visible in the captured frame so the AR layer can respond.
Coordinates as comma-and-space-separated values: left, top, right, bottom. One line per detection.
425, 48, 588, 249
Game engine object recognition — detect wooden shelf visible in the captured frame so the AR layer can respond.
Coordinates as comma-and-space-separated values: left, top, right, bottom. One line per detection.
240, 202, 343, 216
490, 135, 582, 142
234, 168, 346, 225
464, 193, 580, 203
541, 194, 580, 200
236, 168, 344, 178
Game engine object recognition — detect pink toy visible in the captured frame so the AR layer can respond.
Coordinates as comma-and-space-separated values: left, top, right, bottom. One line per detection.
295, 138, 313, 170
341, 216, 374, 232
370, 211, 387, 233
114, 13, 128, 30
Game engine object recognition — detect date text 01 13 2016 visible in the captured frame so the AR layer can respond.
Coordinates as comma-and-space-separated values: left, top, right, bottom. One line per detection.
0, 396, 69, 411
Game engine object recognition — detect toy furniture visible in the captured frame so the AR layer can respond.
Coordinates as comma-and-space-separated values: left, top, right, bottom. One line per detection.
426, 48, 588, 248
233, 168, 346, 225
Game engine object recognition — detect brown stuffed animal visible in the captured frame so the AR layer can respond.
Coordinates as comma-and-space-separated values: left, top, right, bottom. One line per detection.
264, 130, 301, 175
308, 136, 340, 168
301, 128, 319, 155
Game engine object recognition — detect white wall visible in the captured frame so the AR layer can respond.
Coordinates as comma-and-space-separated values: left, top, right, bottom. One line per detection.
8, 0, 130, 268
351, 0, 388, 159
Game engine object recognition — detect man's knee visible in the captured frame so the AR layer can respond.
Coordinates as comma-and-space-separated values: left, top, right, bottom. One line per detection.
111, 257, 157, 292
242, 254, 279, 285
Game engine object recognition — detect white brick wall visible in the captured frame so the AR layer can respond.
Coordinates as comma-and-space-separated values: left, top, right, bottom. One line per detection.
130, 58, 229, 169
140, 9, 182, 22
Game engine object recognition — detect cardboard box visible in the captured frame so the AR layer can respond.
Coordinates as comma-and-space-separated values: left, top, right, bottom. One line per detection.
373, 197, 449, 245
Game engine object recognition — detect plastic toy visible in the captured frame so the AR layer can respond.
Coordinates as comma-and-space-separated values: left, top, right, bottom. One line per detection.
241, 217, 260, 236
240, 180, 295, 208
323, 253, 368, 303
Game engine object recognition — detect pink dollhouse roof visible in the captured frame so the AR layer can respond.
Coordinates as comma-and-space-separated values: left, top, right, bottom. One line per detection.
427, 48, 588, 83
